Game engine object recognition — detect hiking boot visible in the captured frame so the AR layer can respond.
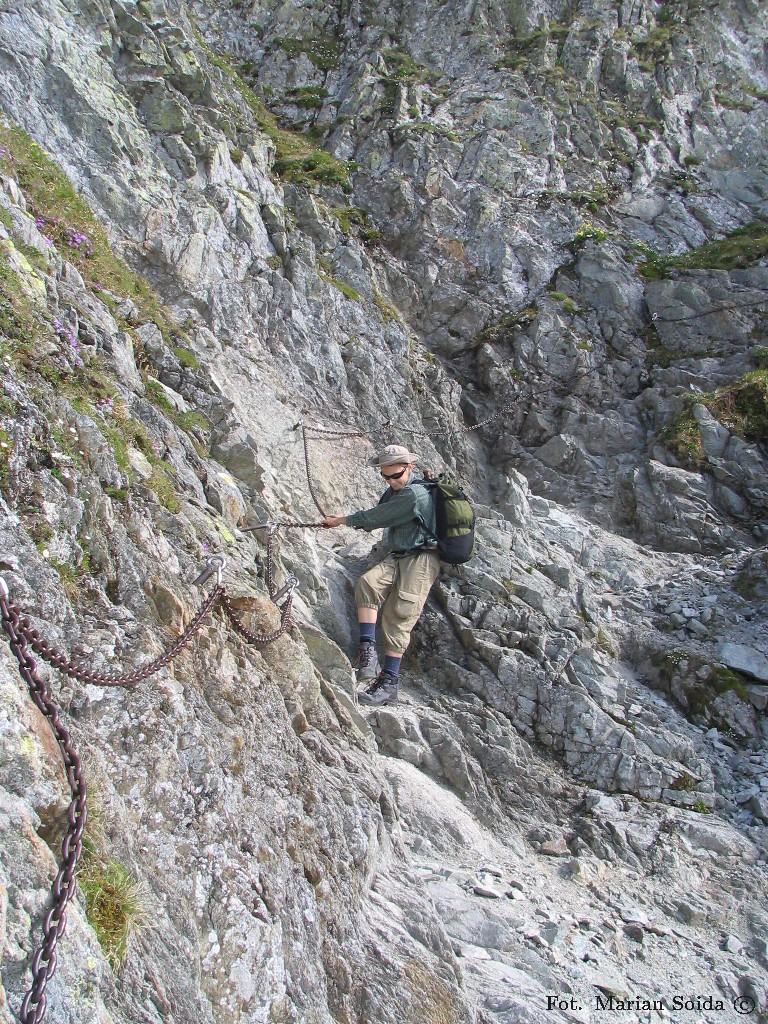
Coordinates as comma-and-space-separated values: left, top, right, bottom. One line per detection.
357, 670, 399, 707
353, 640, 379, 681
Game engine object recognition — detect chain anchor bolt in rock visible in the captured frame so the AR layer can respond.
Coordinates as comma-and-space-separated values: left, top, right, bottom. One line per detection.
240, 521, 277, 535
271, 575, 299, 605
192, 554, 226, 587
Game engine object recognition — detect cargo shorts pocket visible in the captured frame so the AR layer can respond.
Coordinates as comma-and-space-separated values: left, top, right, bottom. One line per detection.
392, 589, 420, 623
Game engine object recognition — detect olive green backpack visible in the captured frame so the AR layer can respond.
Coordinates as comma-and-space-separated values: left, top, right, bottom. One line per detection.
421, 475, 475, 564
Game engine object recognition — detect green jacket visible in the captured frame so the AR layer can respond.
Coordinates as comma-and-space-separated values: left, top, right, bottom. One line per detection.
346, 477, 436, 554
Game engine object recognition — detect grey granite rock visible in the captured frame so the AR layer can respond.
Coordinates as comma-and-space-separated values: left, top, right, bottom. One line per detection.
1, 1, 767, 1022
719, 643, 768, 684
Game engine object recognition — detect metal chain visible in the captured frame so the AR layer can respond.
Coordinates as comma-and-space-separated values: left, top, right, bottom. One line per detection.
373, 363, 605, 440
300, 424, 366, 440
300, 424, 369, 517
16, 585, 225, 688
464, 398, 521, 431
1, 593, 87, 1024
265, 528, 277, 599
298, 360, 603, 460
296, 367, 585, 496
301, 426, 330, 517
0, 547, 301, 1024
219, 590, 295, 646
296, 285, 766, 468
240, 521, 324, 531
273, 521, 325, 529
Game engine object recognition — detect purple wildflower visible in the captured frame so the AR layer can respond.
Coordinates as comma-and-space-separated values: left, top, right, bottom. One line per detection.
65, 227, 91, 254
53, 318, 84, 368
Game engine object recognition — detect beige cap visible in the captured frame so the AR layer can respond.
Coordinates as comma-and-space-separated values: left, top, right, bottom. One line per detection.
367, 444, 420, 467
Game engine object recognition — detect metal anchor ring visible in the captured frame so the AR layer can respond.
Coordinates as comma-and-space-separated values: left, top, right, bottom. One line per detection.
271, 575, 299, 605
192, 554, 226, 587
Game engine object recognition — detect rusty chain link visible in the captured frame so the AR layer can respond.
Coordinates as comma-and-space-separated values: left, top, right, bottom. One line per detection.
1, 586, 87, 1024
264, 526, 278, 599
220, 589, 295, 646
301, 423, 374, 519
464, 398, 521, 431
300, 423, 366, 440
301, 426, 327, 517
17, 584, 224, 688
0, 545, 299, 1024
300, 424, 369, 517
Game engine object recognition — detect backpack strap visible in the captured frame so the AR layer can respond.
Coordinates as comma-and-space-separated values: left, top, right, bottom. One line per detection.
411, 479, 439, 548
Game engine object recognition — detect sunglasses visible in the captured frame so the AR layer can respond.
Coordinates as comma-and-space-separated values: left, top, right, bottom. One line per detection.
381, 466, 409, 481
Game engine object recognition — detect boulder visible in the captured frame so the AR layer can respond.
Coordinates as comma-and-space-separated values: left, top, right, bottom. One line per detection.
719, 643, 768, 683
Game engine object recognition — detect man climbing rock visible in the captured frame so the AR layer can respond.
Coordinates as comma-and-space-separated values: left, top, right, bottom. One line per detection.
322, 444, 440, 707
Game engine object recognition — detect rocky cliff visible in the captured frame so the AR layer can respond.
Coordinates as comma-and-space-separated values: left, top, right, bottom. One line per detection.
1, 1, 767, 1023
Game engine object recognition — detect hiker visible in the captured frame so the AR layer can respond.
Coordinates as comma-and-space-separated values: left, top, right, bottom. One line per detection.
321, 444, 440, 707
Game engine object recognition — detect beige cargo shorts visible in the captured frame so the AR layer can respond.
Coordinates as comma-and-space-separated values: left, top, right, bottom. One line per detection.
355, 549, 441, 654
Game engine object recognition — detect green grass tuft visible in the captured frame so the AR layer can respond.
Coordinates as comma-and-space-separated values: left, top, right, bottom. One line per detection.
373, 291, 402, 323
0, 425, 12, 482
144, 379, 175, 414
684, 665, 752, 718
48, 555, 91, 600
319, 272, 359, 301
104, 486, 129, 502
286, 85, 329, 109
707, 370, 768, 443
0, 244, 47, 355
177, 410, 210, 432
0, 119, 184, 346
146, 462, 181, 512
328, 205, 377, 240
276, 35, 340, 71
572, 223, 608, 246
714, 92, 754, 112
661, 371, 768, 465
638, 220, 768, 279
196, 37, 353, 191
383, 49, 431, 83
78, 860, 145, 969
670, 772, 697, 792
172, 345, 200, 369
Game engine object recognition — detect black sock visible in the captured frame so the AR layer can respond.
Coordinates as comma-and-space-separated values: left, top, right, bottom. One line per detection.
383, 655, 402, 678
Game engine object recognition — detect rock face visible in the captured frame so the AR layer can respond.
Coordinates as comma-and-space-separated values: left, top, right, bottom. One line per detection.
0, 2, 767, 1024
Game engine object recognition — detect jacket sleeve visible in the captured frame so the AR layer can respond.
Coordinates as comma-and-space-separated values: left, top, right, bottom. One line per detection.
346, 488, 419, 532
